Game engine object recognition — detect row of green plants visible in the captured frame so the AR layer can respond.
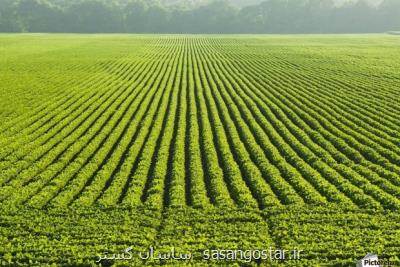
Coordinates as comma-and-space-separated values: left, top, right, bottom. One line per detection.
211, 41, 400, 209
1, 206, 398, 266
1, 36, 399, 211
2, 44, 169, 208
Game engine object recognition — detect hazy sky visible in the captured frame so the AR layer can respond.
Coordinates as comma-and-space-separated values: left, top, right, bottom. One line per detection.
334, 0, 384, 6
226, 0, 385, 8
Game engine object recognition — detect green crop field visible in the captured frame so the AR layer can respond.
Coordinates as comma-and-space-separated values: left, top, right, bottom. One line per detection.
0, 34, 399, 266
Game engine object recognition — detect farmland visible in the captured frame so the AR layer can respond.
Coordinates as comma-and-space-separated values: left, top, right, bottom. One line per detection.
0, 34, 399, 266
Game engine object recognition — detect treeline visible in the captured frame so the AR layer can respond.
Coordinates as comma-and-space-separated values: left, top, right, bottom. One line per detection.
0, 0, 399, 33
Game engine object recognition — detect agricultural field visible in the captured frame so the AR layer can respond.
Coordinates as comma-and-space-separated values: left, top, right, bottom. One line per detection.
0, 34, 399, 266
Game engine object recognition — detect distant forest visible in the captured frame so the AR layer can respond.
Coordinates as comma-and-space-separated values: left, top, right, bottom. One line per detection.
0, 0, 399, 33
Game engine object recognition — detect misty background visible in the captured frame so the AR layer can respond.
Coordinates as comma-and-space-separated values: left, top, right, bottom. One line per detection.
0, 0, 399, 33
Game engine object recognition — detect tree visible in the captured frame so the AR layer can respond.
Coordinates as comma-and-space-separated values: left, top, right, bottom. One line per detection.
0, 0, 21, 32
66, 1, 123, 33
0, 0, 399, 33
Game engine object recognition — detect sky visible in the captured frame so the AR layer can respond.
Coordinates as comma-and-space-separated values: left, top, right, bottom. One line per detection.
160, 0, 386, 9
334, 0, 384, 6
223, 0, 385, 8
